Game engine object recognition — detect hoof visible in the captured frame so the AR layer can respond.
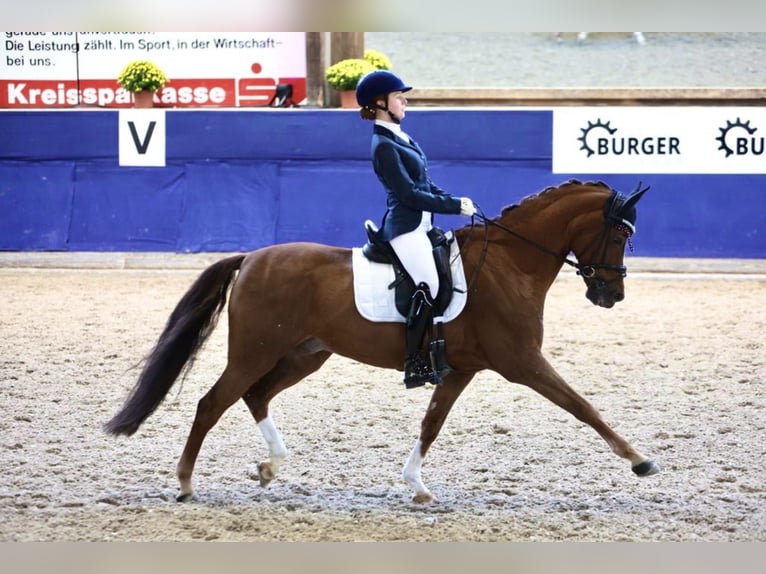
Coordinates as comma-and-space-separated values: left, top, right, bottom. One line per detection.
176, 491, 194, 502
632, 460, 661, 476
257, 462, 275, 488
412, 492, 435, 504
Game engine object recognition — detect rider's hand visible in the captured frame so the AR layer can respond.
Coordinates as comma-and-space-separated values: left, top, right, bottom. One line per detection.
460, 197, 476, 217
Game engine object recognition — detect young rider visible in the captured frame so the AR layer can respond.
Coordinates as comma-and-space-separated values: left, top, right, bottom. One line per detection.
355, 70, 476, 388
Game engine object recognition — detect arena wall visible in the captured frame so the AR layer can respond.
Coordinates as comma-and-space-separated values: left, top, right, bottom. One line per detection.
1, 109, 764, 258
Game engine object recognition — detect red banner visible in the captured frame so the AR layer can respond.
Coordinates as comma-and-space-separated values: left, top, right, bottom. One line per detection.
1, 32, 307, 108
1, 77, 307, 108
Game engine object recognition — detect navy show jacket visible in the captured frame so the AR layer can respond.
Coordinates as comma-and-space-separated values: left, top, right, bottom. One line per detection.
370, 124, 462, 242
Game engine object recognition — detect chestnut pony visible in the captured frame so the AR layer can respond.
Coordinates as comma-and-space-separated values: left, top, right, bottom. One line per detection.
105, 179, 659, 503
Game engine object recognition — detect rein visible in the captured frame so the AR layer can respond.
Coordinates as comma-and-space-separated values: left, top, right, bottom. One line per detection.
457, 205, 629, 291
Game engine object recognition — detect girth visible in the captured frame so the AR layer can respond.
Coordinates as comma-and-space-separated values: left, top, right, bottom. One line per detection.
361, 220, 455, 317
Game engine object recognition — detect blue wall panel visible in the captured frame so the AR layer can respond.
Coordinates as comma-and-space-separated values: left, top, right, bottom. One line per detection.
400, 110, 552, 161
166, 110, 364, 161
276, 161, 379, 247
1, 112, 117, 161
624, 174, 765, 258
0, 162, 74, 250
1, 109, 764, 258
178, 162, 280, 252
548, 172, 765, 258
68, 164, 184, 251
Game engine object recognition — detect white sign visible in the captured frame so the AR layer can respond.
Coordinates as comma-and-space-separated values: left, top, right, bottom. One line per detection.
553, 107, 766, 174
118, 109, 166, 167
1, 32, 306, 108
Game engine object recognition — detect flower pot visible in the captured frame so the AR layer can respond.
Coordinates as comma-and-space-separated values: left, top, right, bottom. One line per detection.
339, 90, 357, 109
133, 90, 155, 108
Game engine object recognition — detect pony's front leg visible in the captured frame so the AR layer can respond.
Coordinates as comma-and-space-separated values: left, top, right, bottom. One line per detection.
254, 416, 288, 487
403, 439, 433, 503
512, 354, 660, 477
404, 374, 473, 503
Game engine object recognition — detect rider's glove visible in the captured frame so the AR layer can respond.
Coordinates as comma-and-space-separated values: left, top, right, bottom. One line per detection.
459, 197, 476, 217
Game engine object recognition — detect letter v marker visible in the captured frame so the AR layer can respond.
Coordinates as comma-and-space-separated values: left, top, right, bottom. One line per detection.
119, 109, 166, 166
128, 121, 156, 154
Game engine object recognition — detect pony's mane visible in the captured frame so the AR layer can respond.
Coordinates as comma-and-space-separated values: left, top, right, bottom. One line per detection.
497, 179, 612, 218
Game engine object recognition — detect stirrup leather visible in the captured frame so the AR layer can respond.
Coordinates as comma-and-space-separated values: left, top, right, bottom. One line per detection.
429, 338, 452, 383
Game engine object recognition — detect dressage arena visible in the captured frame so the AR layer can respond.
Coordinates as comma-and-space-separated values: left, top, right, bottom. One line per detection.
3, 33, 766, 544
1, 255, 764, 541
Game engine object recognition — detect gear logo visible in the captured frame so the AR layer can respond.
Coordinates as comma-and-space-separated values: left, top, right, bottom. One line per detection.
575, 118, 680, 158
578, 119, 617, 157
716, 118, 761, 157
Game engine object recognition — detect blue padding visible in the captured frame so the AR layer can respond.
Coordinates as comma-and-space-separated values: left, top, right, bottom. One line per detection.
166, 110, 366, 161
552, 173, 766, 258
1, 111, 116, 161
0, 162, 74, 250
427, 159, 560, 217
622, 174, 766, 258
275, 159, 556, 248
162, 109, 551, 162
1, 110, 764, 257
68, 164, 184, 251
277, 161, 379, 247
403, 110, 552, 160
178, 162, 280, 252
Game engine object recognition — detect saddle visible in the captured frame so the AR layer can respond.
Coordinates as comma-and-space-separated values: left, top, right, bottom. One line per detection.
361, 220, 456, 317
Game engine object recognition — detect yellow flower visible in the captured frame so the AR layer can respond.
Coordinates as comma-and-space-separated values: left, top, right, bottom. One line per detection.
325, 58, 376, 91
117, 60, 168, 93
364, 49, 392, 71
324, 49, 394, 91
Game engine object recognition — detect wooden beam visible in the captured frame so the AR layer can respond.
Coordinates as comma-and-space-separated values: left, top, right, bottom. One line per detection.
405, 87, 766, 107
327, 33, 364, 107
305, 32, 324, 108
330, 32, 364, 62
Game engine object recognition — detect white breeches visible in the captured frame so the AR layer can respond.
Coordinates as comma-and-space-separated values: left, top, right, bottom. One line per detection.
389, 212, 439, 297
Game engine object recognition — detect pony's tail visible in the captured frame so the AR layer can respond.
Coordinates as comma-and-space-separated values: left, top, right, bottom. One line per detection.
104, 254, 247, 436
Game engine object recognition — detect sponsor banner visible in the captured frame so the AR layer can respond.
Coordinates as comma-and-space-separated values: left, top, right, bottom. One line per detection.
1, 32, 306, 108
553, 107, 766, 174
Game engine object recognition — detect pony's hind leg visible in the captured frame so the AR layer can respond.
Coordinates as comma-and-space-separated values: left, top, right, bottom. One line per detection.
242, 341, 332, 488
253, 416, 287, 487
176, 362, 268, 502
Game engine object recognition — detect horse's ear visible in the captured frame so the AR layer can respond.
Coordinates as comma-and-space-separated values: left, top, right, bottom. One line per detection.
624, 182, 650, 210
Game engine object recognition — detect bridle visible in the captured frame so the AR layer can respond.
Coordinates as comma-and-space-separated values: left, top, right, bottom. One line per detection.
458, 189, 641, 290
475, 211, 630, 278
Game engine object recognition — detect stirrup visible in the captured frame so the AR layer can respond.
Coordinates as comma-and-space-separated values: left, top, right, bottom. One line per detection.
404, 354, 434, 389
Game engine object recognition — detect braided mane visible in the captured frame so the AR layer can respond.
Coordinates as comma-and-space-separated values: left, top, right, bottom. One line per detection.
498, 179, 612, 217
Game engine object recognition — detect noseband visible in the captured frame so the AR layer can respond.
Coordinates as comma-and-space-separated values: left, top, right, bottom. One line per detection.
574, 220, 633, 280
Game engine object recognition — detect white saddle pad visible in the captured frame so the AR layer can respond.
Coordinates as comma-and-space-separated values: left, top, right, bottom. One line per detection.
352, 238, 468, 323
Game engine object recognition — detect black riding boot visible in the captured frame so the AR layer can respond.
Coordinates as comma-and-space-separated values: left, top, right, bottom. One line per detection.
428, 318, 453, 384
403, 283, 436, 388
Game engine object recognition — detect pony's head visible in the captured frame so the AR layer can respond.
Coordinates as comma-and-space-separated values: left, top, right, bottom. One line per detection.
575, 181, 649, 308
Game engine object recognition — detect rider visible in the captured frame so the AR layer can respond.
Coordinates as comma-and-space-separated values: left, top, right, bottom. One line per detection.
355, 69, 477, 388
